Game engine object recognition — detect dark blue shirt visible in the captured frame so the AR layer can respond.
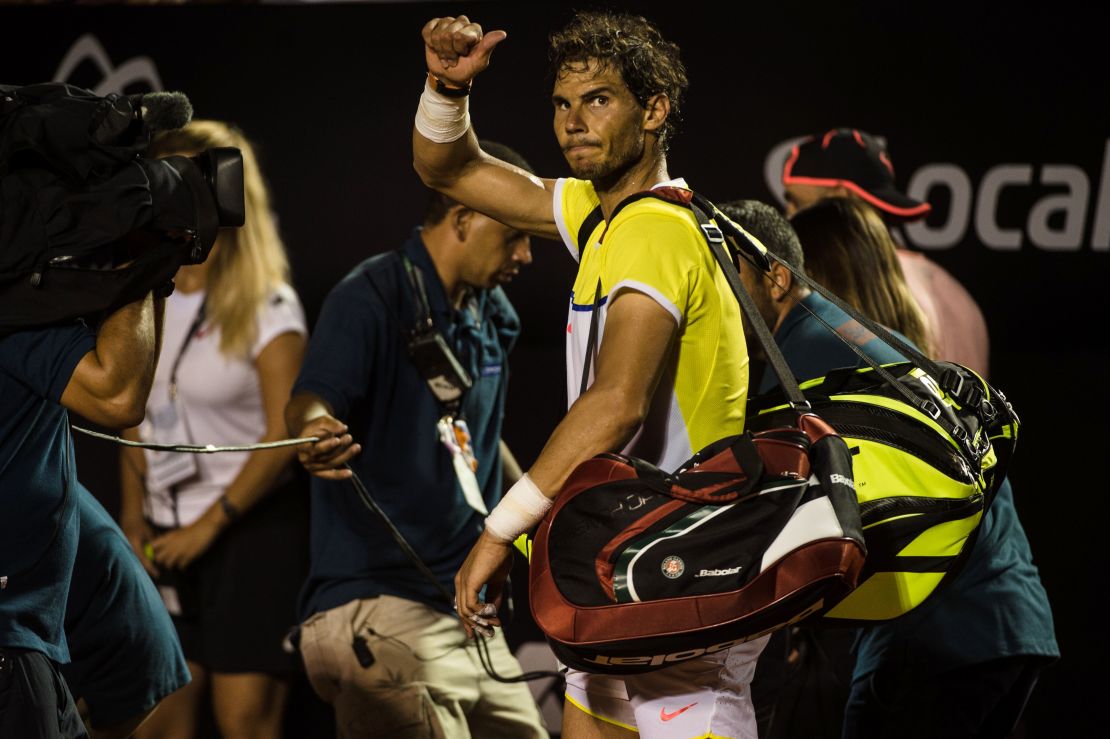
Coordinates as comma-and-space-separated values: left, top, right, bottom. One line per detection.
294, 230, 520, 618
768, 292, 1058, 678
759, 292, 908, 394
61, 486, 190, 727
0, 322, 95, 661
853, 477, 1058, 680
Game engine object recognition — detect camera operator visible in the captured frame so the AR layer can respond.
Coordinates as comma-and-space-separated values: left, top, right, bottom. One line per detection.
3, 83, 246, 739
1, 288, 165, 739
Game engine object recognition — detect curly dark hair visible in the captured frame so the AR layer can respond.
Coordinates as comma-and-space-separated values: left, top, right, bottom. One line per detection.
549, 11, 688, 150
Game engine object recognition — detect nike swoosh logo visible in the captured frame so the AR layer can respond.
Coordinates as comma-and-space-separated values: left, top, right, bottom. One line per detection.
660, 702, 698, 721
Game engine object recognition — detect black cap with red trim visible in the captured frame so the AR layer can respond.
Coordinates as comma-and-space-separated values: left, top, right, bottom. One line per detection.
782, 128, 930, 221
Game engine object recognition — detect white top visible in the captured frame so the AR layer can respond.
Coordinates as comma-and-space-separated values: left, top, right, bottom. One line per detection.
141, 283, 307, 527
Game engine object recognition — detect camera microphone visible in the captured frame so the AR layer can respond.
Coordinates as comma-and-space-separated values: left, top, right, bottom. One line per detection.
133, 91, 193, 131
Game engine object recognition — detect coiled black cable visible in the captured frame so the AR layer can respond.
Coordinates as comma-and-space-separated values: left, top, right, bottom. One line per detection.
343, 463, 561, 684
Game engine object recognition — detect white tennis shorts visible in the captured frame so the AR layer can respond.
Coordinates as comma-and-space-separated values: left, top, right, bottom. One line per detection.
564, 636, 770, 738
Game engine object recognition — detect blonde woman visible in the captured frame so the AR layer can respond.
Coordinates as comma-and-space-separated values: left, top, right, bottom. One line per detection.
118, 120, 307, 739
789, 196, 934, 357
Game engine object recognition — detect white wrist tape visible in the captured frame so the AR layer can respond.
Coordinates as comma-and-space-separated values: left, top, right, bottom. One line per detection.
484, 474, 553, 542
414, 79, 470, 143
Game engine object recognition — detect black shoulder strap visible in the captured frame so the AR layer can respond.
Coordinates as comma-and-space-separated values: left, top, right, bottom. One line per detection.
683, 192, 962, 427
685, 203, 811, 412
401, 254, 434, 331
688, 192, 946, 383
579, 279, 603, 396
575, 206, 607, 395
364, 251, 472, 413
577, 205, 604, 255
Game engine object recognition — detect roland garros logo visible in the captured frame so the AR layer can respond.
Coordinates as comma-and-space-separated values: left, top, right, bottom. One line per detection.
660, 555, 685, 579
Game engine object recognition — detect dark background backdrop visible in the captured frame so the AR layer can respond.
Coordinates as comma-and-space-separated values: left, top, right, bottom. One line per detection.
2, 1, 1106, 735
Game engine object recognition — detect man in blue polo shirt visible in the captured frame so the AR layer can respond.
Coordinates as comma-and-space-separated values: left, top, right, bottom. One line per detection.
1, 292, 164, 739
285, 142, 546, 739
722, 199, 1058, 739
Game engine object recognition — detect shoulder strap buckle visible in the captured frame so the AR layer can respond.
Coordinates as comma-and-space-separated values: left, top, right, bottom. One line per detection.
920, 400, 942, 420
700, 222, 724, 244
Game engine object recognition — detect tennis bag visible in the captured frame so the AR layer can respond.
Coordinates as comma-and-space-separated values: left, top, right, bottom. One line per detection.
526, 187, 1022, 672
529, 412, 866, 674
528, 188, 869, 675
654, 188, 1024, 628
747, 360, 1019, 626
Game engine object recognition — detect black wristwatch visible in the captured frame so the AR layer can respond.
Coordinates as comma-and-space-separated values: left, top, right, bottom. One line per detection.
428, 72, 471, 98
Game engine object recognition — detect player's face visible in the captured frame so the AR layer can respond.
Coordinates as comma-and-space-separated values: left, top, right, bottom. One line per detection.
783, 183, 833, 217
462, 212, 533, 289
552, 62, 647, 182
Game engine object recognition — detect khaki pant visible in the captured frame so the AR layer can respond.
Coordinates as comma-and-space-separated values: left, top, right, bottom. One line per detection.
300, 596, 548, 739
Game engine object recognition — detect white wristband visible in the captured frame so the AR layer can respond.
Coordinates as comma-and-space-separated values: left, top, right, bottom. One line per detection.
414, 79, 471, 143
484, 474, 553, 542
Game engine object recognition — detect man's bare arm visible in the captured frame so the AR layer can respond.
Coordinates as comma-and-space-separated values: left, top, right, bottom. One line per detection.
61, 293, 163, 429
284, 391, 360, 481
454, 291, 677, 629
414, 15, 560, 239
527, 291, 677, 494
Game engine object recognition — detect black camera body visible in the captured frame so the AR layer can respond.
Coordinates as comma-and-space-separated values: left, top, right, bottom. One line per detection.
0, 82, 245, 334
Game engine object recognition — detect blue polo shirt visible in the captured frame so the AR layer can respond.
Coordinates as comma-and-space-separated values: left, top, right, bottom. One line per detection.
0, 322, 95, 661
759, 292, 908, 394
295, 229, 520, 618
766, 291, 1058, 679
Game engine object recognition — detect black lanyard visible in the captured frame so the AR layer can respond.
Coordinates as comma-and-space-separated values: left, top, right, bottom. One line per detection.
169, 297, 207, 401
364, 253, 474, 415
402, 256, 474, 414
402, 256, 434, 332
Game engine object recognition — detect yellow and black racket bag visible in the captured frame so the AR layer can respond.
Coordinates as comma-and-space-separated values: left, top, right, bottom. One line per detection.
685, 190, 1023, 627
746, 360, 1018, 626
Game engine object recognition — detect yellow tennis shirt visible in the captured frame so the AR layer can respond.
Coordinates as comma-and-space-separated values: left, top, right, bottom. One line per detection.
553, 177, 749, 471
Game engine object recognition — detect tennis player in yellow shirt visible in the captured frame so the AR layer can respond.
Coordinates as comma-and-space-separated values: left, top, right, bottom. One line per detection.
412, 11, 765, 738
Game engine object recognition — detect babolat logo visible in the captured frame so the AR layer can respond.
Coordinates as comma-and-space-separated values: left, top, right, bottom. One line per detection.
829, 473, 855, 489
581, 599, 825, 668
695, 566, 742, 578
